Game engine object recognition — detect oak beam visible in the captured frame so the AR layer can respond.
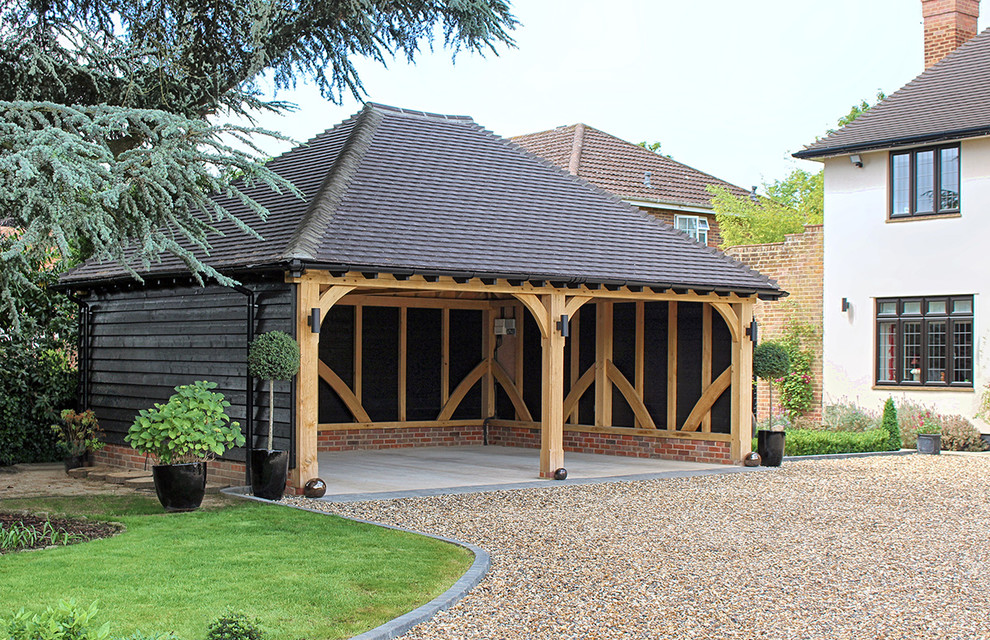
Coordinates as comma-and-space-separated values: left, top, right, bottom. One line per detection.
730, 301, 755, 462
317, 360, 372, 423
667, 301, 678, 431
441, 308, 450, 405
635, 301, 645, 428
681, 367, 732, 433
354, 305, 363, 403
398, 306, 407, 422
492, 360, 534, 422
595, 301, 613, 427
294, 280, 321, 488
437, 360, 489, 421
605, 360, 657, 430
702, 303, 712, 433
540, 293, 566, 477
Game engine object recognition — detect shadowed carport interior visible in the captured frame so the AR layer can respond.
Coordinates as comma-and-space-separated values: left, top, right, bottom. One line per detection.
314, 445, 746, 501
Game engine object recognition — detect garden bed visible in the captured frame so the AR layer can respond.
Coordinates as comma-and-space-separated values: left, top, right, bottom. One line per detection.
0, 512, 121, 553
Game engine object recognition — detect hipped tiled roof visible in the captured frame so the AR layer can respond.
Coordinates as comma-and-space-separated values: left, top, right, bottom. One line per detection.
795, 28, 990, 159
512, 124, 752, 208
63, 104, 781, 297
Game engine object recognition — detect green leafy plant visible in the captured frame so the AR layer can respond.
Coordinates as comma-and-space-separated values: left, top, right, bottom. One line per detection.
823, 400, 878, 432
0, 520, 83, 552
917, 415, 941, 435
207, 612, 267, 640
776, 429, 890, 456
1, 600, 110, 640
125, 381, 244, 465
775, 321, 817, 419
880, 398, 901, 451
51, 409, 105, 458
753, 341, 790, 426
247, 331, 300, 452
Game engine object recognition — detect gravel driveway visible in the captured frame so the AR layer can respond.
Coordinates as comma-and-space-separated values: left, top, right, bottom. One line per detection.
289, 455, 990, 640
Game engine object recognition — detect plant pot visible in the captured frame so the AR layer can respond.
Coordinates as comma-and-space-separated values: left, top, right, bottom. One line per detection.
757, 430, 786, 467
63, 453, 88, 473
916, 433, 941, 455
152, 462, 207, 512
251, 449, 289, 501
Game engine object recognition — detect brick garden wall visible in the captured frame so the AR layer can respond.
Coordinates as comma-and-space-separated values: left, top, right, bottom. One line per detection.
725, 224, 824, 425
93, 443, 247, 487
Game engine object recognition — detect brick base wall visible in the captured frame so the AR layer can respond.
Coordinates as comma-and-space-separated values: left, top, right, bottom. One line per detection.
317, 425, 485, 451
725, 224, 824, 425
93, 443, 247, 487
313, 424, 731, 465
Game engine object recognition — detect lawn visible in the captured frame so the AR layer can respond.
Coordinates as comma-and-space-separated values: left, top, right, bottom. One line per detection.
0, 495, 473, 640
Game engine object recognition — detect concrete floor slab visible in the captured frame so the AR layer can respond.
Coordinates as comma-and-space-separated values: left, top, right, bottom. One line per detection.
315, 446, 752, 502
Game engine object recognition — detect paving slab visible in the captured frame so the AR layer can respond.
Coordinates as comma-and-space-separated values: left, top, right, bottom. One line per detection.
105, 470, 152, 484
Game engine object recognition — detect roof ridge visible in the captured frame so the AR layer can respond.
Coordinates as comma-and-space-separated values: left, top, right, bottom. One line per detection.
281, 104, 383, 261
363, 102, 474, 122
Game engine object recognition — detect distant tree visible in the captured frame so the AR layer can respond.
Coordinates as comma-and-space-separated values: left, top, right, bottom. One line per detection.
710, 92, 885, 247
637, 140, 672, 159
0, 0, 517, 326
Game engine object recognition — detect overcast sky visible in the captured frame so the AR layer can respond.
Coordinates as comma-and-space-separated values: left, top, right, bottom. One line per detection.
245, 0, 989, 192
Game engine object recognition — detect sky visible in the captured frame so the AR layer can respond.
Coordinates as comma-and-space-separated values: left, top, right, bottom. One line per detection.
244, 0, 990, 193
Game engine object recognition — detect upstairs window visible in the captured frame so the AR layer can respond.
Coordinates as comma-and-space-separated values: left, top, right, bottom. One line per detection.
674, 215, 709, 245
876, 295, 973, 387
890, 145, 960, 218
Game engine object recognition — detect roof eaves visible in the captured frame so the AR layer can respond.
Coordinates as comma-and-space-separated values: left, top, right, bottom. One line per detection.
281, 104, 384, 261
793, 126, 990, 159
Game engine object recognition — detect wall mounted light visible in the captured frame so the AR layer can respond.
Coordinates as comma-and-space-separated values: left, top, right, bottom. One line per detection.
309, 308, 321, 333
850, 154, 863, 168
745, 319, 758, 345
841, 297, 850, 312
556, 314, 570, 337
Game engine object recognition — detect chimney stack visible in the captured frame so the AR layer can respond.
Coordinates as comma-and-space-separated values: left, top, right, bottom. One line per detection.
922, 0, 980, 68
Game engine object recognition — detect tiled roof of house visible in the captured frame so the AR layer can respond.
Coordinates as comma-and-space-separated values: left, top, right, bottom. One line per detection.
511, 124, 752, 208
63, 104, 782, 297
795, 28, 990, 159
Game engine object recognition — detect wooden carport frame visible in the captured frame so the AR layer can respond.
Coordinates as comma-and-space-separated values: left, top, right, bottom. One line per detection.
289, 271, 754, 488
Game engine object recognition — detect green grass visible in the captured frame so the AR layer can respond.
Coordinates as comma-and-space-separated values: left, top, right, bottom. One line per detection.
0, 495, 472, 640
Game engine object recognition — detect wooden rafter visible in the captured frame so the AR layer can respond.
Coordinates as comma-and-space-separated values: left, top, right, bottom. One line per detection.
318, 285, 356, 320
513, 293, 549, 338
605, 360, 657, 431
564, 295, 592, 319
711, 302, 741, 343
680, 367, 732, 433
317, 360, 372, 423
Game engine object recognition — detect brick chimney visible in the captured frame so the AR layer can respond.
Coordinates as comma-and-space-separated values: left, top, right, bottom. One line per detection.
922, 0, 980, 68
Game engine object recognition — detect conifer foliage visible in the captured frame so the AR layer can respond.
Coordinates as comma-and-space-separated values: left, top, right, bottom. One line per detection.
0, 0, 517, 320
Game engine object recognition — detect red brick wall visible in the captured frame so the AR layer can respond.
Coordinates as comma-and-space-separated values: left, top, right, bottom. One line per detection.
725, 224, 824, 425
317, 425, 484, 451
93, 443, 247, 486
490, 425, 731, 464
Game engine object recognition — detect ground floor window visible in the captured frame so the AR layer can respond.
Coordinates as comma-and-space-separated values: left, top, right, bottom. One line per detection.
876, 295, 973, 387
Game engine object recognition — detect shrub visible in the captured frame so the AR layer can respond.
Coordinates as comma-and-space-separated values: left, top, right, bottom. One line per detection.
880, 398, 901, 451
1, 600, 110, 640
895, 399, 988, 451
753, 342, 791, 380
247, 331, 300, 381
822, 400, 878, 432
126, 381, 244, 464
51, 409, 105, 457
938, 415, 988, 452
207, 612, 266, 640
775, 321, 818, 418
783, 429, 890, 456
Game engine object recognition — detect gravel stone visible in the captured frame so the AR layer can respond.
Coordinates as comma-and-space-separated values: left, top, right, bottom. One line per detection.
287, 455, 990, 640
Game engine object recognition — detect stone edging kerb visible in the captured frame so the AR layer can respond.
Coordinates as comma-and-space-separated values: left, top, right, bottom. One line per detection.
221, 488, 490, 640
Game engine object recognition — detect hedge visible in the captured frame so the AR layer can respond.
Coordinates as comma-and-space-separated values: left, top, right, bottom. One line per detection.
751, 429, 891, 457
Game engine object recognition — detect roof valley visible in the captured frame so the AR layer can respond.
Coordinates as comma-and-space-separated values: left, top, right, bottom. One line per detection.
281, 105, 384, 261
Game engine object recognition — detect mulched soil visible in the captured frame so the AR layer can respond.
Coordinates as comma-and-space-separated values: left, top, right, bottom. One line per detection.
0, 512, 122, 553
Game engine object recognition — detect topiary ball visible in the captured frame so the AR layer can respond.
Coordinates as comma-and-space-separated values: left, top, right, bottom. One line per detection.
753, 341, 791, 381
248, 331, 301, 381
743, 451, 762, 467
553, 468, 568, 480
303, 478, 327, 498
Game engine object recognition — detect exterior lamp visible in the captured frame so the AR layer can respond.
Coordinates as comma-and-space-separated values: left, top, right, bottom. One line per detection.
850, 154, 863, 168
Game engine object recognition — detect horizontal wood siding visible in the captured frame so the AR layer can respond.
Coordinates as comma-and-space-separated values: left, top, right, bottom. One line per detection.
83, 278, 293, 463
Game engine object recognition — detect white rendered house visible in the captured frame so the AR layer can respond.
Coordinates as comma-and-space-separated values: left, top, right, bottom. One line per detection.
794, 0, 990, 430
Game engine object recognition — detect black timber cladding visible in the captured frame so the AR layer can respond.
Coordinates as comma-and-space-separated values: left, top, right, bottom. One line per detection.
795, 28, 990, 159
82, 279, 294, 461
63, 103, 783, 299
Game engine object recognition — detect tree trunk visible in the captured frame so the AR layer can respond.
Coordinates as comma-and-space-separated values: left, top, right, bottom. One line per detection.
268, 381, 274, 451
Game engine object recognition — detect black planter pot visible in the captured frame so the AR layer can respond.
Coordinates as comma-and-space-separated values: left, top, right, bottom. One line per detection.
152, 462, 207, 512
63, 453, 88, 473
916, 433, 941, 455
757, 430, 786, 467
251, 450, 289, 501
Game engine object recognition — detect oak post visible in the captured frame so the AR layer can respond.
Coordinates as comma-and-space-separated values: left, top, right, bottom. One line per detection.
541, 292, 566, 477
730, 301, 755, 462
595, 301, 613, 427
294, 279, 321, 488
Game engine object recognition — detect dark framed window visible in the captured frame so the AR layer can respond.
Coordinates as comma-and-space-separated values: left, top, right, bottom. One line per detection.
890, 144, 960, 218
876, 295, 973, 387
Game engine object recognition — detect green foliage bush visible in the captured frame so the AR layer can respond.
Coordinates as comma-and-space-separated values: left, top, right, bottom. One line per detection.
1, 600, 110, 640
126, 381, 244, 464
247, 331, 300, 381
207, 612, 267, 640
939, 414, 989, 451
889, 399, 987, 451
51, 409, 105, 457
775, 321, 817, 418
880, 398, 901, 451
783, 429, 890, 456
0, 232, 78, 466
822, 400, 878, 432
753, 342, 790, 381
